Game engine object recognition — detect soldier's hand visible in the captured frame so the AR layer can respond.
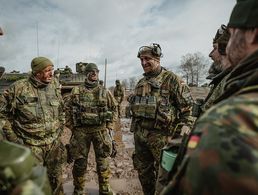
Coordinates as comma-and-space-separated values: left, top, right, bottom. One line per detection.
110, 140, 117, 158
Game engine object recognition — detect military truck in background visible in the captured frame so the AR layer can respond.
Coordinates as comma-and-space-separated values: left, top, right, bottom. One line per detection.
57, 62, 87, 96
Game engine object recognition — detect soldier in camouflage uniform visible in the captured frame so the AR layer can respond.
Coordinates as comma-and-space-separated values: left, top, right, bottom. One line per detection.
161, 0, 258, 194
1, 57, 65, 195
66, 63, 117, 195
113, 79, 124, 118
201, 25, 232, 112
128, 43, 193, 195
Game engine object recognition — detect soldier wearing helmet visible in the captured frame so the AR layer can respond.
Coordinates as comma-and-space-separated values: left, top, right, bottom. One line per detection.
200, 25, 232, 114
128, 43, 194, 195
66, 63, 117, 195
161, 0, 258, 194
113, 79, 124, 118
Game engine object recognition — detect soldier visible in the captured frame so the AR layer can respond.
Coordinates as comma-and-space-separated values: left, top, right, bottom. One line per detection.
161, 0, 258, 194
113, 79, 124, 118
1, 56, 65, 195
193, 25, 232, 117
128, 43, 193, 195
201, 25, 232, 112
65, 63, 117, 195
99, 80, 104, 86
64, 65, 72, 75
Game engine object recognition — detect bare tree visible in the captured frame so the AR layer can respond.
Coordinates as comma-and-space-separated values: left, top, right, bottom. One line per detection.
180, 52, 209, 86
121, 79, 129, 90
129, 77, 137, 90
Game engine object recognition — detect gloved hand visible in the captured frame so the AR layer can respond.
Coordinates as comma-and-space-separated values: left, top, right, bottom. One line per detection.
110, 140, 117, 158
107, 128, 117, 158
65, 144, 73, 164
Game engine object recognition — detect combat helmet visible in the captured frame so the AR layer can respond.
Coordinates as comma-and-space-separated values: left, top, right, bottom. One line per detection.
85, 63, 99, 73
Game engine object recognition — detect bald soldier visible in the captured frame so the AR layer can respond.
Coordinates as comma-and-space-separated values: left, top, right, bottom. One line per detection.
1, 57, 65, 195
161, 0, 258, 194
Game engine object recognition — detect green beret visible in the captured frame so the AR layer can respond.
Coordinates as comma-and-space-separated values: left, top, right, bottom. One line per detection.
31, 57, 53, 74
228, 0, 258, 28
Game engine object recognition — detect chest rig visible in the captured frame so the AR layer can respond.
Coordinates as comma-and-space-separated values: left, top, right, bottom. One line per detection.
72, 85, 112, 126
131, 70, 177, 132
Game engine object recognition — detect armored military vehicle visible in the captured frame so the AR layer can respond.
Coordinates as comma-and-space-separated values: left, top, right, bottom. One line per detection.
0, 70, 28, 94
57, 62, 87, 96
0, 63, 87, 95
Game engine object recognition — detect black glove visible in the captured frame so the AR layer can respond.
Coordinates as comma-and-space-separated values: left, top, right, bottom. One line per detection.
110, 140, 117, 158
65, 144, 73, 164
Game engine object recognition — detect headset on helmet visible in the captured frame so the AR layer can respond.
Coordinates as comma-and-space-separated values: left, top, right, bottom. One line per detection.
137, 43, 163, 58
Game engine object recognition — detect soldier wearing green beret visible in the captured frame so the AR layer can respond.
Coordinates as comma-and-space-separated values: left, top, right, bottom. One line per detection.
65, 63, 118, 195
1, 56, 66, 195
161, 0, 258, 194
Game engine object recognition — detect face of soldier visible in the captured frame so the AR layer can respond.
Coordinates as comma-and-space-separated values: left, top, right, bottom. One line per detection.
87, 69, 99, 82
209, 43, 222, 65
139, 55, 160, 74
36, 65, 54, 83
226, 28, 247, 66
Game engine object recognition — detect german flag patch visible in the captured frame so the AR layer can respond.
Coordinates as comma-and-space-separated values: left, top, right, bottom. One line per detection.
187, 135, 200, 149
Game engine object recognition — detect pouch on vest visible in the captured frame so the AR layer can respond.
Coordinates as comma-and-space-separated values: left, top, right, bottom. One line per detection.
80, 111, 102, 125
131, 95, 157, 119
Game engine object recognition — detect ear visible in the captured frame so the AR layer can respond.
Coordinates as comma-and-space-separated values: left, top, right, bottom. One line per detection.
245, 28, 258, 44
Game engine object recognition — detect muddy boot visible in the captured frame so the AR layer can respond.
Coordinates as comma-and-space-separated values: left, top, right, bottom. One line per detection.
99, 184, 114, 195
73, 188, 86, 195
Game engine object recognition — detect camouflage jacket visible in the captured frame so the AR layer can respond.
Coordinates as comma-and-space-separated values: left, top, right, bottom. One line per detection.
162, 49, 258, 195
202, 67, 232, 112
66, 83, 118, 133
1, 75, 65, 146
130, 67, 193, 135
113, 85, 124, 103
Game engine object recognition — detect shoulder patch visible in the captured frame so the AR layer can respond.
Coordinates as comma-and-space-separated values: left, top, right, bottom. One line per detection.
187, 135, 200, 149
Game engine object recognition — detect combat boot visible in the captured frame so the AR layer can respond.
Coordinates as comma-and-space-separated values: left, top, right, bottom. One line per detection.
99, 184, 115, 195
73, 188, 86, 195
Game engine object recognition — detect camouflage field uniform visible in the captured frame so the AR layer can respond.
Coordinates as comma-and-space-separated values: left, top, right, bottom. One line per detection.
1, 75, 65, 195
66, 82, 117, 195
129, 67, 193, 195
113, 80, 124, 118
201, 67, 232, 112
161, 43, 258, 195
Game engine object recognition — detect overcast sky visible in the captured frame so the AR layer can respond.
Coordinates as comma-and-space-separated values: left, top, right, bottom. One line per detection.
0, 0, 235, 86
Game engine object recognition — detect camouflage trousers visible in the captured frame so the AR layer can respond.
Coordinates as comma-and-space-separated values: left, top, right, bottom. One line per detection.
70, 129, 112, 195
28, 139, 65, 195
133, 125, 167, 195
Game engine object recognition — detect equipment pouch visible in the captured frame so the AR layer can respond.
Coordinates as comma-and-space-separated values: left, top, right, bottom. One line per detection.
80, 112, 101, 125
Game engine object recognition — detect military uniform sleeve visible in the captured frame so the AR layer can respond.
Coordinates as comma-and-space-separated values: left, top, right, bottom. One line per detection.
1, 85, 20, 142
106, 89, 118, 130
178, 96, 258, 194
64, 87, 79, 129
170, 75, 194, 133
